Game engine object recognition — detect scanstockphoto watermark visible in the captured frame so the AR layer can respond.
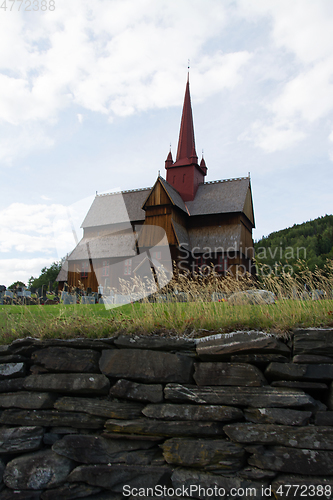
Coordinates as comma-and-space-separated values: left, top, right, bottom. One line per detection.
0, 0, 55, 11
122, 484, 270, 497
177, 243, 307, 277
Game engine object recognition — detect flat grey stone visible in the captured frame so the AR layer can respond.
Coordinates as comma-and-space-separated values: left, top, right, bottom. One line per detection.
271, 380, 328, 390
196, 331, 290, 360
228, 290, 275, 305
105, 418, 225, 437
0, 489, 42, 500
224, 423, 333, 449
238, 467, 277, 480
54, 396, 144, 419
40, 483, 102, 500
52, 434, 156, 464
100, 349, 193, 384
114, 335, 196, 352
8, 338, 114, 356
248, 446, 333, 475
0, 426, 44, 454
230, 354, 289, 363
110, 379, 163, 403
171, 468, 269, 499
0, 354, 28, 363
244, 408, 312, 426
293, 354, 333, 363
3, 449, 74, 490
67, 464, 172, 491
0, 409, 106, 429
266, 362, 333, 380
31, 347, 101, 373
0, 362, 26, 379
293, 329, 333, 356
23, 373, 110, 395
164, 384, 316, 408
194, 362, 267, 386
142, 403, 243, 422
0, 378, 25, 392
0, 345, 10, 355
315, 411, 333, 425
0, 391, 57, 409
161, 437, 245, 471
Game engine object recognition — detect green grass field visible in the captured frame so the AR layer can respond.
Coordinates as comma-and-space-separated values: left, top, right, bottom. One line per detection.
1, 298, 333, 345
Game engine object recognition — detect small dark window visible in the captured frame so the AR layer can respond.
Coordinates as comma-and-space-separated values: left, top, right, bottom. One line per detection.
81, 262, 89, 278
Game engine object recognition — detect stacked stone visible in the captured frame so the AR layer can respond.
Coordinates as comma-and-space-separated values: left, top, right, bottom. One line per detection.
0, 330, 333, 499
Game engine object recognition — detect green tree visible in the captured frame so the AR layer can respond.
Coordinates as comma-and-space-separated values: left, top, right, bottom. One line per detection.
8, 281, 26, 290
28, 261, 62, 290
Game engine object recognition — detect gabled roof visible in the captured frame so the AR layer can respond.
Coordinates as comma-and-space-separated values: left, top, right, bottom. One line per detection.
68, 233, 137, 261
81, 188, 151, 229
187, 177, 253, 220
157, 177, 188, 213
172, 219, 191, 247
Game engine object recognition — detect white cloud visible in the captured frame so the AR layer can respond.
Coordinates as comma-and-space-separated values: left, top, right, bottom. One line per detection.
0, 203, 63, 253
0, 258, 56, 287
237, 0, 333, 153
0, 0, 247, 124
241, 119, 306, 154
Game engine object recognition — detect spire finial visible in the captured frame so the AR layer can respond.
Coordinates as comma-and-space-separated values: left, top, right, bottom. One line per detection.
187, 59, 190, 82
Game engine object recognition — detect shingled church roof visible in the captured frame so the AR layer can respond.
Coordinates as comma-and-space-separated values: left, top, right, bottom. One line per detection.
81, 188, 151, 228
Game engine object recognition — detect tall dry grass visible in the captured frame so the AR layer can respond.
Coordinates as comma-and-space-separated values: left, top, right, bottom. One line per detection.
0, 260, 332, 343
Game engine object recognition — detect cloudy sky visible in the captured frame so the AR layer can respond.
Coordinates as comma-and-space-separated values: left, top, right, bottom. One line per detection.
0, 0, 333, 286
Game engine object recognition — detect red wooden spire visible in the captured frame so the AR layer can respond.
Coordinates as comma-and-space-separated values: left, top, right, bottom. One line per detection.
175, 73, 197, 164
165, 74, 207, 201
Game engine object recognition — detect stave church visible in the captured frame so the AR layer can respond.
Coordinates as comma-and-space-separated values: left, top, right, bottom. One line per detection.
57, 75, 255, 292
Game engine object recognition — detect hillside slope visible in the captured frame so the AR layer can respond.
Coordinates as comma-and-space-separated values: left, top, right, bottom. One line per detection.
254, 214, 333, 272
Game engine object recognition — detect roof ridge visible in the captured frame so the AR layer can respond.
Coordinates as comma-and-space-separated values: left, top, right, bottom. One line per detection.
204, 177, 249, 185
96, 187, 151, 197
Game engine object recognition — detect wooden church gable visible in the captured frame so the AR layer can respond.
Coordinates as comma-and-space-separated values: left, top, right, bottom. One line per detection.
143, 177, 188, 214
243, 185, 255, 227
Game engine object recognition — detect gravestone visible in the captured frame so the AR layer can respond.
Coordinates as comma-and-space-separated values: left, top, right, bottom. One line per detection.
81, 296, 96, 305
63, 294, 76, 305
42, 285, 47, 302
87, 287, 92, 296
64, 284, 68, 292
49, 281, 53, 293
54, 285, 59, 297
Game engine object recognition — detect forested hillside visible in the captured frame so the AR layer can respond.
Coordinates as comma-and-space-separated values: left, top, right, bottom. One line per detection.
254, 214, 333, 272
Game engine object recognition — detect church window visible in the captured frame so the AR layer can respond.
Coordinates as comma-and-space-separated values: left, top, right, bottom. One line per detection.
102, 260, 109, 277
81, 261, 89, 278
124, 259, 132, 275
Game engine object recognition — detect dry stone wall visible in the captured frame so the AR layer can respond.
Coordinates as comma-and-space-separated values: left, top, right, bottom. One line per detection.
0, 329, 333, 499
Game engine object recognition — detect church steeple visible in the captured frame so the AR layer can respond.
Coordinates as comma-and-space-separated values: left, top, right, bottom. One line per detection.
175, 73, 197, 165
165, 74, 207, 201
